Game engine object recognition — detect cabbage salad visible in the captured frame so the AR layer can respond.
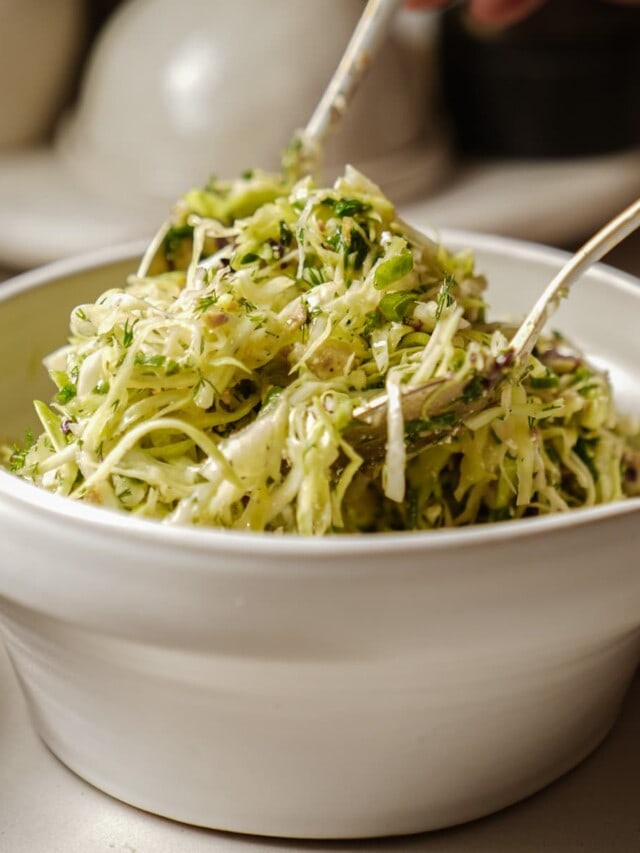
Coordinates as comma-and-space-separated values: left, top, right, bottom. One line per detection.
6, 167, 639, 533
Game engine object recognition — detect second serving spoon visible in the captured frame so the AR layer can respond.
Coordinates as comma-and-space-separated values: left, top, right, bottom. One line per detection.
346, 196, 640, 459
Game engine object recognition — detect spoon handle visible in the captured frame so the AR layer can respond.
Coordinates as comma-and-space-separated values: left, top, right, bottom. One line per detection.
509, 197, 640, 361
303, 0, 404, 151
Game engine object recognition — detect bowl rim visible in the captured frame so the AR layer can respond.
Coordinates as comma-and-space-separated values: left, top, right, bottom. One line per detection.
1, 233, 639, 558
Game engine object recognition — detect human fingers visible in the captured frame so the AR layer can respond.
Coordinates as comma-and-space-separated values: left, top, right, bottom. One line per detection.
405, 1, 452, 10
406, 0, 547, 25
467, 0, 547, 25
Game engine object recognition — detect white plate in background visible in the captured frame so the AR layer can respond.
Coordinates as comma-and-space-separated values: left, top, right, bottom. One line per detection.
401, 147, 640, 246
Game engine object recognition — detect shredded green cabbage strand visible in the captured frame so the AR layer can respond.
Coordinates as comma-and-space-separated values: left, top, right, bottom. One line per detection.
6, 166, 639, 533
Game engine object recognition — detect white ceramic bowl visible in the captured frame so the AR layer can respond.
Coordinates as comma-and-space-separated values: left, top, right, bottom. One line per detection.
0, 235, 639, 839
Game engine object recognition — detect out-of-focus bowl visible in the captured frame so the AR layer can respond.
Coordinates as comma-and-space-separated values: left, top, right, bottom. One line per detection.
0, 234, 639, 839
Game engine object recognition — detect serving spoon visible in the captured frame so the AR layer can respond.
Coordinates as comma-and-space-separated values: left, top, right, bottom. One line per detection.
287, 0, 405, 179
346, 196, 640, 460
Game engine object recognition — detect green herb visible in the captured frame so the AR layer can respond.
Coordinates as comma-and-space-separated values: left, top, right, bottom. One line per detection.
135, 353, 166, 368
435, 274, 455, 320
348, 230, 369, 269
461, 374, 485, 403
578, 383, 600, 396
193, 376, 216, 400
334, 198, 371, 218
94, 379, 110, 395
304, 266, 325, 287
163, 224, 194, 265
363, 309, 383, 336
405, 413, 459, 434
133, 354, 179, 374
530, 374, 559, 389
487, 507, 511, 522
122, 318, 138, 348
575, 436, 600, 483
326, 231, 342, 252
9, 428, 35, 472
238, 296, 257, 312
240, 252, 260, 265
490, 428, 503, 445
56, 384, 77, 404
195, 294, 219, 315
279, 220, 293, 248
570, 366, 594, 385
405, 486, 421, 529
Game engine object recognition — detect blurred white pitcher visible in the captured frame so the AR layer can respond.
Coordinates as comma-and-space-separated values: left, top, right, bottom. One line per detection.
58, 0, 436, 204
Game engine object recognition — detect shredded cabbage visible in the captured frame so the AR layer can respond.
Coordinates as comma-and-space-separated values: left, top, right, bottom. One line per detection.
6, 166, 640, 533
